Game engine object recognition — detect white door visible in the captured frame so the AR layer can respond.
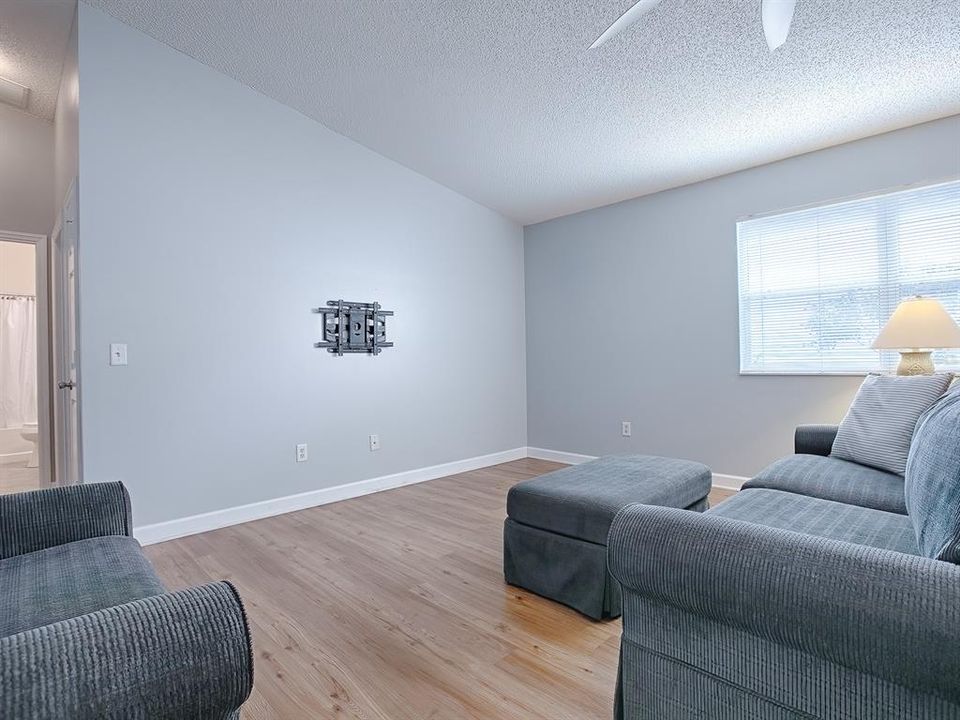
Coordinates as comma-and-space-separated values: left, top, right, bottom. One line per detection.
53, 180, 82, 484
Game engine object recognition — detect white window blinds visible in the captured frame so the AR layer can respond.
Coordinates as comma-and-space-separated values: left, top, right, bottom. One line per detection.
738, 179, 960, 374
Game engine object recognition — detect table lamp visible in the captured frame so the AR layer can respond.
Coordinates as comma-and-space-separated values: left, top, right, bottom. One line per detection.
872, 296, 960, 375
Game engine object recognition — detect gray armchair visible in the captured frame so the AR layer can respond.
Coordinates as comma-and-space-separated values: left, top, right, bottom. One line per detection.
0, 483, 253, 719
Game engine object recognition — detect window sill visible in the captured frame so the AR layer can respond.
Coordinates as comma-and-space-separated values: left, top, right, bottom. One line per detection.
739, 371, 876, 377
740, 370, 960, 377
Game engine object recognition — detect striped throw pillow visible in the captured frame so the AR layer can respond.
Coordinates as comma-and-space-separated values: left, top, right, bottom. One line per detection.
831, 373, 953, 476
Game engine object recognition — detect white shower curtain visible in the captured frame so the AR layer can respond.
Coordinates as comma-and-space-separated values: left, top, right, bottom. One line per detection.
0, 296, 37, 428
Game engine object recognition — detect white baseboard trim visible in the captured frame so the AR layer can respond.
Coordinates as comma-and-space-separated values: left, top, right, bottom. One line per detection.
134, 447, 527, 546
711, 473, 749, 491
134, 446, 748, 546
525, 447, 598, 464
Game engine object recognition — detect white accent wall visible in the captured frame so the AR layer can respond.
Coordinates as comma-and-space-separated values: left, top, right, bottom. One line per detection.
76, 4, 526, 527
0, 104, 54, 236
54, 5, 79, 213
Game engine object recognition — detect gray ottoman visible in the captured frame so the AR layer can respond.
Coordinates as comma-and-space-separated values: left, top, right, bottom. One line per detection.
503, 455, 711, 620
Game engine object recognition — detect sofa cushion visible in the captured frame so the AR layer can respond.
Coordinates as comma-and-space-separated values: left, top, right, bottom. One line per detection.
506, 455, 711, 545
709, 489, 919, 555
0, 535, 165, 636
905, 385, 960, 563
830, 373, 953, 476
743, 454, 906, 514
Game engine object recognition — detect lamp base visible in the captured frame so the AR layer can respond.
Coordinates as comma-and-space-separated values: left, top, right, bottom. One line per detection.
896, 350, 935, 376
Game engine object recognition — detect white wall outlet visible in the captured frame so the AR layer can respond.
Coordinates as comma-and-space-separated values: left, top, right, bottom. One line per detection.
621, 421, 632, 437
296, 443, 308, 462
109, 343, 128, 366
369, 434, 380, 451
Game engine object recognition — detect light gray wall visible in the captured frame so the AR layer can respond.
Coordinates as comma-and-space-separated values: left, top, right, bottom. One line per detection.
54, 5, 79, 214
525, 115, 960, 478
0, 104, 54, 236
77, 4, 526, 527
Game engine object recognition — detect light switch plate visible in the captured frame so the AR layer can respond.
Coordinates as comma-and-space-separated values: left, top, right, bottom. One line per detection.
110, 343, 128, 366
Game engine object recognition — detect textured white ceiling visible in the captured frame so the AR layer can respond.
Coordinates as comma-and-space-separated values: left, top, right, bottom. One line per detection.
86, 0, 960, 224
0, 0, 75, 120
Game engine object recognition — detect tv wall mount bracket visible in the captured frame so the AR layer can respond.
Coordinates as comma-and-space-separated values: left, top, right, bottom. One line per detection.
313, 300, 394, 356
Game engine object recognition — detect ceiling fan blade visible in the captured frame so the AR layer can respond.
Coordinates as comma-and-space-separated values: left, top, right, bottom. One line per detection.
761, 0, 797, 51
590, 0, 667, 50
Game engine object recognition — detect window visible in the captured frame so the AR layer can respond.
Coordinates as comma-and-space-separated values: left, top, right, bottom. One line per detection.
738, 179, 960, 374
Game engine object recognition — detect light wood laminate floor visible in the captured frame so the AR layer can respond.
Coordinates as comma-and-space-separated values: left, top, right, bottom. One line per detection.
146, 458, 735, 720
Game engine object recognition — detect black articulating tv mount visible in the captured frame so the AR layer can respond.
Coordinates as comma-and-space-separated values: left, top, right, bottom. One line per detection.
313, 300, 394, 356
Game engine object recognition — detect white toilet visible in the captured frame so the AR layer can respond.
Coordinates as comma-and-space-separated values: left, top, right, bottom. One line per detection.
20, 423, 39, 468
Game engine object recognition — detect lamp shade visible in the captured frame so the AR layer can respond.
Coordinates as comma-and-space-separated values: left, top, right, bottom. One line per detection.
872, 297, 960, 350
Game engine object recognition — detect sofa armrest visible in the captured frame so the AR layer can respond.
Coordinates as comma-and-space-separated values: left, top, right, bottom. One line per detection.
0, 482, 132, 559
608, 504, 960, 703
794, 424, 838, 456
0, 581, 253, 719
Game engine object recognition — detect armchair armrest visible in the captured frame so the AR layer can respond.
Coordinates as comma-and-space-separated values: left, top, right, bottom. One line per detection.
0, 482, 131, 559
0, 581, 254, 719
794, 424, 838, 456
608, 504, 960, 703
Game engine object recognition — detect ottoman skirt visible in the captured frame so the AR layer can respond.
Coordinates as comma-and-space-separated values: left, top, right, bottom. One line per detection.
504, 496, 709, 620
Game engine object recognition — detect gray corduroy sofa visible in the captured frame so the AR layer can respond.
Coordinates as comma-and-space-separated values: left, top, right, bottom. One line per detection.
0, 482, 253, 719
609, 417, 960, 718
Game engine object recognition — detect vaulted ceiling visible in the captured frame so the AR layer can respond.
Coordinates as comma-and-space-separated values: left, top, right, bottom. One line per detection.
87, 0, 960, 224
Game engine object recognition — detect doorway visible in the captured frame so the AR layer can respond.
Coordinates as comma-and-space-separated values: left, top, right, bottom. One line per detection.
50, 180, 82, 486
0, 230, 50, 494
